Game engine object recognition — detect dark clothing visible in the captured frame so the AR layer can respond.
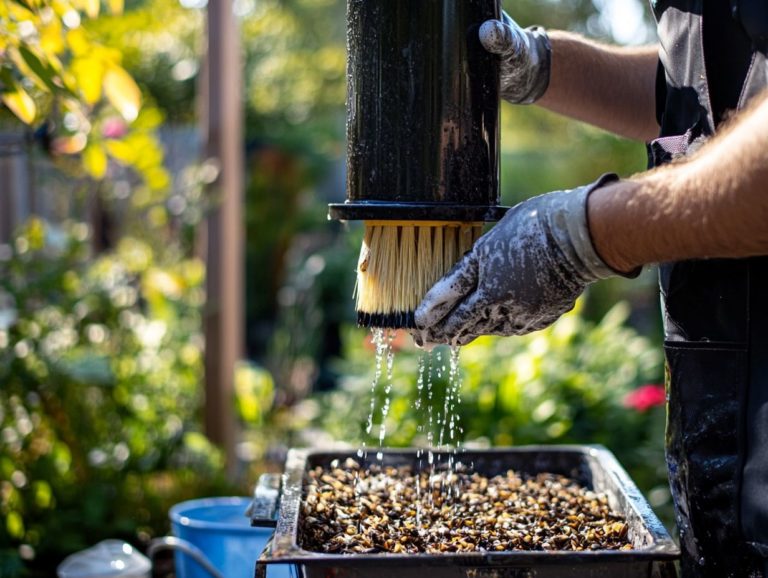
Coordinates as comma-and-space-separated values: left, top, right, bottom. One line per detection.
648, 0, 768, 576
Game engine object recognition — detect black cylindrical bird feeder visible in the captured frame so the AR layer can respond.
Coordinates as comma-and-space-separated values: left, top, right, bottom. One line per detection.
329, 0, 505, 223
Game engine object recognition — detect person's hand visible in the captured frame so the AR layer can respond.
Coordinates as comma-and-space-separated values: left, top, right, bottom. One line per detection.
479, 12, 551, 104
414, 175, 634, 347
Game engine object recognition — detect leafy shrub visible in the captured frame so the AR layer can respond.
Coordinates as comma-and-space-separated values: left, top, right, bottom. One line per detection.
294, 301, 671, 523
0, 219, 232, 577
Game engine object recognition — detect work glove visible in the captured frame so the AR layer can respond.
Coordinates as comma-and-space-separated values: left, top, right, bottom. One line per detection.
479, 12, 552, 104
414, 174, 634, 347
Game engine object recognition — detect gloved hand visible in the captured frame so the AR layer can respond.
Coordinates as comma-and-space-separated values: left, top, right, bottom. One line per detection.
414, 175, 634, 347
479, 12, 551, 104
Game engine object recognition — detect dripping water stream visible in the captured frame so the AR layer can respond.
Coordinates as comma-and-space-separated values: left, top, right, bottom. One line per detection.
357, 332, 467, 531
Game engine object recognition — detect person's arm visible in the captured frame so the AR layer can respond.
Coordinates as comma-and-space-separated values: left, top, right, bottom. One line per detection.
539, 32, 659, 142
414, 92, 768, 347
480, 17, 660, 141
589, 91, 768, 272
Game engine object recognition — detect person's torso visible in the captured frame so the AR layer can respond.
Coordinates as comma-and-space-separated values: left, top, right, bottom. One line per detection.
649, 2, 768, 577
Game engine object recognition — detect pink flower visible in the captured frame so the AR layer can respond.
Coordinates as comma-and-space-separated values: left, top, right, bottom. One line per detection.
624, 384, 666, 412
102, 117, 128, 139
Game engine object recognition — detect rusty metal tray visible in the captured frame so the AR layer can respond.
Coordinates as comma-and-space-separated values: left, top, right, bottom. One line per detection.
252, 445, 679, 577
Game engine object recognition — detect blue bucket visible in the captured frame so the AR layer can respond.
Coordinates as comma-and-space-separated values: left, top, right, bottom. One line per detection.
168, 497, 290, 578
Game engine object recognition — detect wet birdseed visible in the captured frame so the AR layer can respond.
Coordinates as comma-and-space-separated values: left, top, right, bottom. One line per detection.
299, 458, 632, 554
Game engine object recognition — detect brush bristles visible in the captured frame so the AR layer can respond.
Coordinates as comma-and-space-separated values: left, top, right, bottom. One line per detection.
355, 222, 483, 329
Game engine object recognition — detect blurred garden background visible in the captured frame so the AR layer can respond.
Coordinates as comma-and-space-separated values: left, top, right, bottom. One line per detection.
0, 0, 670, 575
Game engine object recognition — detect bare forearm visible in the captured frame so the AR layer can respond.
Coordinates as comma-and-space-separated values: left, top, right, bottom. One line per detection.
588, 94, 768, 272
539, 32, 659, 142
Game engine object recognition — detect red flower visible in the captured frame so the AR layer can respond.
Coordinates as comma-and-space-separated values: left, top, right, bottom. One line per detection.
624, 384, 666, 412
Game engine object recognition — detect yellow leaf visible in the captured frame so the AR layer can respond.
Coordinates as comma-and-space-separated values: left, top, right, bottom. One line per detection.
1, 81, 37, 124
71, 57, 103, 104
83, 144, 108, 179
65, 28, 90, 57
107, 0, 123, 15
104, 138, 136, 163
8, 2, 35, 19
12, 46, 59, 93
103, 64, 140, 122
145, 268, 183, 298
51, 0, 76, 18
83, 0, 100, 19
147, 167, 170, 191
40, 19, 66, 55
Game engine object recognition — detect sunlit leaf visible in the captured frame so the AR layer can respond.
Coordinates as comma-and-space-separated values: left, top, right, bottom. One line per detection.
83, 0, 100, 18
103, 64, 140, 122
104, 138, 136, 163
107, 0, 123, 15
116, 237, 153, 272
83, 144, 108, 178
146, 167, 170, 191
65, 28, 90, 57
134, 106, 163, 129
180, 258, 205, 287
144, 268, 183, 300
0, 457, 14, 478
0, 73, 37, 124
71, 56, 104, 104
40, 18, 66, 55
33, 481, 53, 509
13, 46, 59, 93
6, 511, 24, 539
51, 0, 77, 19
26, 217, 46, 250
235, 362, 275, 424
7, 2, 35, 19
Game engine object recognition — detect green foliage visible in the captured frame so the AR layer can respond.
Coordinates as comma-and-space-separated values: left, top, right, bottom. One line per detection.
1, 0, 173, 228
244, 146, 316, 337
2, 0, 136, 147
87, 0, 202, 123
295, 301, 671, 522
0, 220, 232, 576
235, 362, 275, 427
499, 103, 648, 206
242, 0, 346, 147
1, 0, 136, 125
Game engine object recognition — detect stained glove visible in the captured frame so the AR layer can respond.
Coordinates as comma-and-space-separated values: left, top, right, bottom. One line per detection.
479, 12, 551, 104
414, 175, 633, 347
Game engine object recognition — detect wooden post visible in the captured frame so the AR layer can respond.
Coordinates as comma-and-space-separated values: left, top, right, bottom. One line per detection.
0, 132, 33, 243
201, 0, 244, 476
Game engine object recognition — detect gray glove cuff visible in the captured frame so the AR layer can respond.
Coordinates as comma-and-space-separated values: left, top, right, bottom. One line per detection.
516, 26, 551, 104
547, 174, 640, 282
479, 17, 552, 104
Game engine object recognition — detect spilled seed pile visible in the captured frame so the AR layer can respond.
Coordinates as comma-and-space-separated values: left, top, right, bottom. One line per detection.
299, 458, 632, 554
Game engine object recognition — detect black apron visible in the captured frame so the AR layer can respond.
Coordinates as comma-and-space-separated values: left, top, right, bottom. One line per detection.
649, 1, 768, 576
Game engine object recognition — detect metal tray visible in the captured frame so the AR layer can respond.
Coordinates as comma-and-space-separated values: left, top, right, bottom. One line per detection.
252, 445, 679, 577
